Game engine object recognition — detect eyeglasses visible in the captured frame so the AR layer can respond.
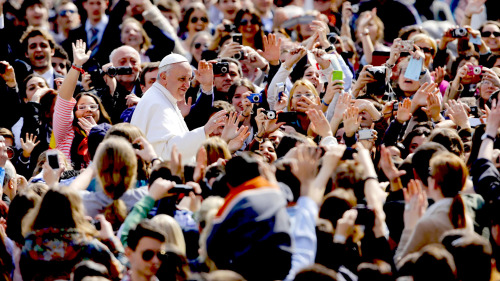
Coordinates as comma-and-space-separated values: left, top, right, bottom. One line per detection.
194, 42, 207, 49
419, 47, 434, 54
59, 9, 76, 17
292, 93, 315, 99
77, 104, 99, 111
481, 31, 500, 38
190, 16, 208, 24
142, 250, 166, 261
240, 18, 259, 26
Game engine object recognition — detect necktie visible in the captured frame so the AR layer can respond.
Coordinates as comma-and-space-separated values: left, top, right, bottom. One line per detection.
89, 27, 99, 56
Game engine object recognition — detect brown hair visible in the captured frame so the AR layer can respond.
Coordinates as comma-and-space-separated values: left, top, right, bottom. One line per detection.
429, 152, 468, 228
20, 26, 55, 52
202, 137, 232, 165
121, 17, 152, 52
94, 137, 137, 229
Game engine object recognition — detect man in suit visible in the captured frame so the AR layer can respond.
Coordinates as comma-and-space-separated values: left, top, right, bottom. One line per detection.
62, 0, 121, 65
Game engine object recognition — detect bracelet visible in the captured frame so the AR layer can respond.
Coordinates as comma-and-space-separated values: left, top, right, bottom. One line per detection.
321, 99, 330, 106
150, 157, 163, 165
365, 176, 378, 181
333, 234, 347, 244
72, 64, 85, 74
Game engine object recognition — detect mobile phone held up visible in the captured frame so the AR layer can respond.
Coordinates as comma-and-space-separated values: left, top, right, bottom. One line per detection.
46, 150, 60, 169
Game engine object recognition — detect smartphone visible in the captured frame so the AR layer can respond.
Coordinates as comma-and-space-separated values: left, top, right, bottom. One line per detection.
393, 101, 398, 111
46, 150, 60, 169
169, 184, 195, 194
277, 82, 285, 100
354, 205, 375, 225
224, 24, 235, 32
470, 106, 479, 118
358, 129, 375, 140
332, 70, 343, 83
92, 219, 101, 230
183, 165, 195, 182
232, 33, 242, 44
277, 112, 298, 124
366, 66, 386, 96
0, 63, 6, 74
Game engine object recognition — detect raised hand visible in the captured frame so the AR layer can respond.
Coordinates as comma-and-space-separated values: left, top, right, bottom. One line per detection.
0, 61, 16, 88
380, 145, 406, 182
445, 99, 470, 128
486, 99, 500, 136
170, 144, 182, 177
310, 20, 330, 49
422, 88, 442, 121
193, 146, 208, 182
21, 133, 40, 158
464, 0, 486, 17
411, 82, 436, 112
290, 145, 322, 198
221, 111, 243, 142
194, 60, 213, 92
307, 108, 333, 138
258, 33, 281, 66
228, 126, 250, 153
482, 67, 500, 88
177, 96, 192, 117
343, 105, 361, 138
332, 92, 351, 120
283, 46, 307, 70
149, 178, 176, 201
204, 110, 228, 136
403, 179, 428, 230
72, 39, 91, 66
335, 209, 357, 243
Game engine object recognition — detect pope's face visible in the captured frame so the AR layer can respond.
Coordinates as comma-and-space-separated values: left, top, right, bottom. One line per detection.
160, 62, 192, 101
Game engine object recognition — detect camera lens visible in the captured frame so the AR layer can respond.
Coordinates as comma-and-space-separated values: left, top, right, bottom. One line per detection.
253, 95, 260, 102
107, 67, 117, 77
221, 66, 228, 73
474, 67, 481, 75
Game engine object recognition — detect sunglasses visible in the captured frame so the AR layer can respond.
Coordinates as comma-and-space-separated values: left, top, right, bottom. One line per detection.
194, 42, 207, 49
240, 18, 259, 26
481, 31, 500, 38
142, 250, 166, 261
419, 47, 434, 54
190, 16, 208, 24
59, 9, 76, 17
77, 104, 99, 111
52, 62, 66, 69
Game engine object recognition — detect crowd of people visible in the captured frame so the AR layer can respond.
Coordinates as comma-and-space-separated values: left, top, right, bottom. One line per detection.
2, 0, 500, 279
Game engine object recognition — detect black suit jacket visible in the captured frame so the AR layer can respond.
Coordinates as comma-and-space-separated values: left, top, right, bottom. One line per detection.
62, 0, 127, 65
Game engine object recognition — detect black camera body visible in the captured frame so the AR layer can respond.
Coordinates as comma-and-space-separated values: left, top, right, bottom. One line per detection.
451, 28, 468, 38
213, 62, 229, 75
327, 33, 338, 45
106, 66, 133, 77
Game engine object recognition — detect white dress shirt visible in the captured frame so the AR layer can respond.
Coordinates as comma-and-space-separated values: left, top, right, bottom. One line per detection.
131, 82, 207, 165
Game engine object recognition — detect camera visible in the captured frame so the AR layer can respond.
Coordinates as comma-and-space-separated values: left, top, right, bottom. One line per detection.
224, 24, 235, 32
358, 129, 375, 140
0, 63, 6, 74
46, 150, 60, 169
106, 66, 133, 77
247, 93, 263, 103
351, 3, 359, 13
213, 62, 229, 75
354, 205, 375, 226
169, 184, 196, 194
265, 110, 276, 120
233, 51, 245, 60
393, 101, 398, 111
467, 65, 482, 76
366, 66, 386, 96
327, 33, 338, 45
451, 28, 468, 38
400, 40, 414, 52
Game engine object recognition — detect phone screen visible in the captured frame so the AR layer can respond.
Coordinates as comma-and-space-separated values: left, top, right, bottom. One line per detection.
47, 154, 59, 169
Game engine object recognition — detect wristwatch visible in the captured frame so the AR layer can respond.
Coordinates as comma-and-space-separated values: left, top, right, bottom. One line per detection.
481, 133, 495, 142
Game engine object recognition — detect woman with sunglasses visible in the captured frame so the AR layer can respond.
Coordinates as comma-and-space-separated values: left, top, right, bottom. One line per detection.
54, 40, 111, 170
479, 21, 500, 55
20, 186, 124, 281
233, 9, 265, 51
178, 3, 210, 51
189, 31, 212, 68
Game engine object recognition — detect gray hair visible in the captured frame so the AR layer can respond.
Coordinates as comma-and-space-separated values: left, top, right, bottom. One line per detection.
109, 45, 141, 65
3, 160, 15, 187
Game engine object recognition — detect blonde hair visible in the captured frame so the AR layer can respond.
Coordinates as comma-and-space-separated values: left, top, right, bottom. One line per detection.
202, 137, 232, 165
94, 137, 137, 229
410, 33, 437, 56
355, 11, 384, 44
288, 79, 319, 111
150, 214, 186, 255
